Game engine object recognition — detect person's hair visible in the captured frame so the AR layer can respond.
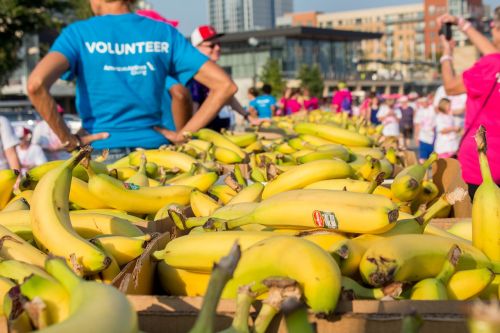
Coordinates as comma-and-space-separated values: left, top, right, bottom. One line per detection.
494, 6, 500, 27
291, 87, 301, 97
437, 98, 451, 113
248, 87, 258, 97
262, 84, 272, 95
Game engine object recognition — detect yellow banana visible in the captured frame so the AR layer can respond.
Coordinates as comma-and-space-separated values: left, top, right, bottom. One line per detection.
0, 276, 14, 316
109, 166, 137, 181
96, 253, 121, 284
244, 140, 265, 153
152, 231, 278, 272
410, 180, 440, 213
190, 190, 221, 217
0, 169, 19, 209
472, 126, 500, 264
8, 189, 34, 206
0, 224, 47, 267
2, 196, 30, 212
299, 231, 347, 251
194, 128, 246, 159
88, 171, 192, 214
390, 152, 438, 202
91, 234, 151, 266
447, 268, 495, 300
297, 150, 349, 163
0, 259, 52, 282
298, 134, 336, 146
330, 234, 383, 277
341, 276, 402, 300
261, 160, 353, 199
30, 149, 110, 274
212, 146, 245, 164
359, 234, 492, 287
378, 158, 394, 179
208, 184, 238, 204
157, 261, 210, 296
355, 156, 381, 181
349, 147, 385, 160
479, 274, 500, 300
125, 154, 149, 187
169, 172, 218, 192
288, 137, 314, 150
0, 210, 144, 239
294, 122, 373, 147
20, 274, 70, 325
128, 149, 196, 172
69, 177, 110, 210
274, 142, 296, 154
227, 182, 264, 205
228, 189, 399, 234
447, 220, 472, 241
40, 257, 138, 333
223, 236, 341, 314
186, 139, 212, 153
410, 245, 461, 300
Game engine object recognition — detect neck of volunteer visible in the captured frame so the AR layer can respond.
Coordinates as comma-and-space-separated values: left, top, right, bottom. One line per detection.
92, 0, 131, 16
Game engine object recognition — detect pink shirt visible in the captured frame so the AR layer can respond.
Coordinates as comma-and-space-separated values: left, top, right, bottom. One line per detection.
331, 90, 352, 113
280, 97, 302, 115
458, 53, 500, 185
303, 97, 319, 111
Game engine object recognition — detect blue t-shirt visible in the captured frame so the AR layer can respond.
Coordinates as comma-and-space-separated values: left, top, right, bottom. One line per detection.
51, 13, 208, 149
249, 95, 276, 119
160, 77, 180, 131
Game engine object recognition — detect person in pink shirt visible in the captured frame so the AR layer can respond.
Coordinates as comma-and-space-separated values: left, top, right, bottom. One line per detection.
301, 88, 319, 111
279, 88, 302, 115
331, 82, 352, 114
437, 8, 500, 199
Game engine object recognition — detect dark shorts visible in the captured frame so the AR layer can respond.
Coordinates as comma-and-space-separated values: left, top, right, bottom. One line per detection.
91, 147, 134, 164
402, 126, 413, 139
418, 141, 434, 159
207, 117, 231, 132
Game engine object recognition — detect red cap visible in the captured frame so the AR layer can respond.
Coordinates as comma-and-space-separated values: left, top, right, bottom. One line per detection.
136, 9, 179, 28
191, 25, 224, 46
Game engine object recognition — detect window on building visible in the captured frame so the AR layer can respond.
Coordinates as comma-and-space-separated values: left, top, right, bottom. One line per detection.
429, 5, 435, 15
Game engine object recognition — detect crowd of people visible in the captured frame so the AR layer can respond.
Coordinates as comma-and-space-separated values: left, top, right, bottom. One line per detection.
0, 0, 497, 200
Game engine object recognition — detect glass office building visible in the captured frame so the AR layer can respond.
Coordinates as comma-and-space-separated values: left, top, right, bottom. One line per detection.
218, 26, 381, 81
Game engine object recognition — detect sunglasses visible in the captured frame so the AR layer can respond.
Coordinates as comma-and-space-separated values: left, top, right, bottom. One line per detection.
200, 41, 221, 49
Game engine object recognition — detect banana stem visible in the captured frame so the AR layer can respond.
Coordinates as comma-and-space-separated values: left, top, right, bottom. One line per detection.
366, 172, 385, 194
226, 285, 256, 333
475, 126, 494, 184
421, 188, 468, 228
253, 303, 279, 333
189, 243, 241, 333
436, 245, 461, 284
422, 152, 438, 170
282, 297, 314, 333
44, 257, 81, 293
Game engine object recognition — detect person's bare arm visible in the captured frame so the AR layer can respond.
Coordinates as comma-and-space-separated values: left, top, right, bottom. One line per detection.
4, 147, 21, 170
271, 105, 277, 117
27, 52, 108, 150
248, 106, 258, 118
169, 84, 193, 130
439, 36, 467, 96
228, 97, 249, 118
155, 61, 237, 142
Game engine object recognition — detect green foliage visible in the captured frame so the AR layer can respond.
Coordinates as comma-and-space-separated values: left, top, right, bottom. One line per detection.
0, 0, 81, 87
297, 64, 324, 98
259, 58, 285, 98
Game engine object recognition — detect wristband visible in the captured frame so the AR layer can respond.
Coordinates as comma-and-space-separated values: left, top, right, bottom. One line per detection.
439, 55, 453, 63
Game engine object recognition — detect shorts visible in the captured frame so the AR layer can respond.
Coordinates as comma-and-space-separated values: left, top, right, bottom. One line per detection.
401, 126, 413, 139
207, 117, 231, 132
91, 147, 134, 164
418, 141, 434, 159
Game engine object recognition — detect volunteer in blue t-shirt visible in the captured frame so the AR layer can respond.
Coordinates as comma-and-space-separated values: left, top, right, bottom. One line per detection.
248, 84, 277, 119
27, 0, 237, 160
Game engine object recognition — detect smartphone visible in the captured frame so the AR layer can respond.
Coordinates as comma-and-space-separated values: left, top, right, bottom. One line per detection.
439, 22, 453, 41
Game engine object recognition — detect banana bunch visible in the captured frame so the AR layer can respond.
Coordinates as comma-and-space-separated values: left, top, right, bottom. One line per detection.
2, 257, 138, 332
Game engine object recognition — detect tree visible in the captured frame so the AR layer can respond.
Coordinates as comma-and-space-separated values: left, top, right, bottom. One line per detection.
259, 58, 285, 98
0, 1, 84, 87
297, 64, 324, 98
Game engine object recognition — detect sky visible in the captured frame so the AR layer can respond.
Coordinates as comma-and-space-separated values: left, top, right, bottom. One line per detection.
149, 0, 499, 35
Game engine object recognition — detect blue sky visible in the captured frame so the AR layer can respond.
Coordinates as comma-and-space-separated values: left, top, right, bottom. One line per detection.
149, 0, 498, 35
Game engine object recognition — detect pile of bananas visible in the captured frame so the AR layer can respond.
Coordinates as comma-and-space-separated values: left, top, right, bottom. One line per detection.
0, 110, 498, 333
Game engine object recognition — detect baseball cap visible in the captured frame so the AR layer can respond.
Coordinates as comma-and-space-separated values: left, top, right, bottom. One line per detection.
136, 9, 179, 28
191, 25, 224, 47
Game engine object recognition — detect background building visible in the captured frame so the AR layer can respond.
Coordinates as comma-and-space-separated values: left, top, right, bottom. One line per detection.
315, 4, 427, 80
209, 0, 293, 32
217, 26, 381, 102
